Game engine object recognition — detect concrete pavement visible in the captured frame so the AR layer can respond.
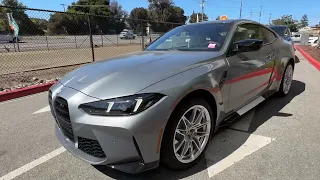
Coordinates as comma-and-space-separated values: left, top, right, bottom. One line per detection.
0, 51, 320, 180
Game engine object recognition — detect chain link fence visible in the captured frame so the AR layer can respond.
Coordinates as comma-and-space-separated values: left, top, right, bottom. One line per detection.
0, 6, 182, 91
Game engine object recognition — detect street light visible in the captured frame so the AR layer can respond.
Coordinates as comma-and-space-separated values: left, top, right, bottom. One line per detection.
60, 4, 66, 12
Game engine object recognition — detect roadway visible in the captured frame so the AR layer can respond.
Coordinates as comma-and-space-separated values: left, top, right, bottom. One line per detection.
1, 51, 320, 180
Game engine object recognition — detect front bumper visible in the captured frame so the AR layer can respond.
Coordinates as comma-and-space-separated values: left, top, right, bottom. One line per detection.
50, 83, 175, 174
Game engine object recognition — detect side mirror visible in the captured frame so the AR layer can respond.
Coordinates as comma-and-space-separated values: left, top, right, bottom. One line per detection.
232, 39, 263, 53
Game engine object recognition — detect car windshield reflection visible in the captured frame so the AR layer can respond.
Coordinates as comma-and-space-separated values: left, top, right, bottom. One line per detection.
145, 22, 233, 51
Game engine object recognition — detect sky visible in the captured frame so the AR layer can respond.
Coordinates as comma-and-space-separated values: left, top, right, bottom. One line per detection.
19, 0, 319, 26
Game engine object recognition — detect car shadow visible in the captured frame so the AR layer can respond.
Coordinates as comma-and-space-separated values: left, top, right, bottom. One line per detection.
93, 80, 305, 180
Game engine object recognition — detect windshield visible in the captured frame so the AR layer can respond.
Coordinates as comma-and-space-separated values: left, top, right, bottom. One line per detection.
269, 26, 286, 37
145, 22, 232, 51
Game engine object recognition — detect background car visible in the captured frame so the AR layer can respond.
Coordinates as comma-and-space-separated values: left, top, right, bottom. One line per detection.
0, 31, 21, 43
268, 25, 295, 50
49, 19, 295, 174
119, 29, 135, 39
309, 37, 319, 47
291, 33, 301, 42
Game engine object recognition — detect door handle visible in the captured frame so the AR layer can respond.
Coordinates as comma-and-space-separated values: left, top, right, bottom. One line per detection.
266, 52, 274, 60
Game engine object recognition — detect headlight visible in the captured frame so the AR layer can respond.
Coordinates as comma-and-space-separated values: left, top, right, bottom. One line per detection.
78, 93, 165, 116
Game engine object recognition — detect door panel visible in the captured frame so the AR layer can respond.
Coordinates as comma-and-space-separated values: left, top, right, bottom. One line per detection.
226, 23, 273, 112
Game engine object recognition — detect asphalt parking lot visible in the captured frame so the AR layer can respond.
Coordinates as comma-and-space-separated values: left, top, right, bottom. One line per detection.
1, 51, 320, 180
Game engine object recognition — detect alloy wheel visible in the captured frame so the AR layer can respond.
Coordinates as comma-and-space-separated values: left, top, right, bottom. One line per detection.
173, 105, 211, 164
283, 64, 293, 94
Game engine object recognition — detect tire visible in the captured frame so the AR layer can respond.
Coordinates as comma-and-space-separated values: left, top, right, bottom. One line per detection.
277, 62, 294, 97
161, 97, 214, 170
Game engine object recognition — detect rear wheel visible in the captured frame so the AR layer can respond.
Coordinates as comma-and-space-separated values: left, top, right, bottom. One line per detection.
277, 63, 294, 96
161, 98, 214, 170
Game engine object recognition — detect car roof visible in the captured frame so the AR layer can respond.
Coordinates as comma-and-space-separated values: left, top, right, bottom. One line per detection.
189, 19, 256, 24
182, 19, 262, 28
268, 25, 288, 28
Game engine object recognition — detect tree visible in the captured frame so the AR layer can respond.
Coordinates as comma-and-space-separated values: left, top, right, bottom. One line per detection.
47, 0, 127, 35
272, 15, 298, 32
0, 7, 6, 32
189, 12, 208, 23
129, 7, 149, 33
0, 19, 6, 32
0, 0, 44, 35
147, 0, 186, 32
31, 18, 48, 32
216, 16, 220, 20
299, 14, 308, 28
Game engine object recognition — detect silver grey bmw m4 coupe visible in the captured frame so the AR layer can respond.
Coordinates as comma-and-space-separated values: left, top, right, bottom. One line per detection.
49, 19, 295, 174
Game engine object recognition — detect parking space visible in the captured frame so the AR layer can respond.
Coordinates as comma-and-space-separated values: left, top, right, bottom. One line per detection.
1, 51, 320, 180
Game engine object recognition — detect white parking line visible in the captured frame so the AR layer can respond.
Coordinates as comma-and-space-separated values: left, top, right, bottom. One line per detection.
32, 105, 50, 114
205, 129, 275, 178
0, 147, 66, 180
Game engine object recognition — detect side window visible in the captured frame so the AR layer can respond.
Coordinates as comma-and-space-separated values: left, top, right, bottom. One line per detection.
261, 27, 277, 43
232, 23, 264, 43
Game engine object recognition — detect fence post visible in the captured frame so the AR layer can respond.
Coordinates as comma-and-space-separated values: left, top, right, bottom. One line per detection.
141, 21, 145, 50
88, 15, 95, 62
12, 33, 16, 52
100, 30, 104, 47
117, 34, 119, 46
74, 35, 77, 48
16, 36, 20, 52
45, 34, 49, 50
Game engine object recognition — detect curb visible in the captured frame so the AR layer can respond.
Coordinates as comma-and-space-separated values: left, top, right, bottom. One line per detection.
0, 82, 56, 102
295, 45, 320, 71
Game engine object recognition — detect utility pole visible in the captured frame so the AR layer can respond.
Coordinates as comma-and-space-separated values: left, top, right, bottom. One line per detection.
269, 13, 272, 25
239, 0, 243, 19
249, 9, 253, 19
201, 0, 206, 22
258, 6, 263, 23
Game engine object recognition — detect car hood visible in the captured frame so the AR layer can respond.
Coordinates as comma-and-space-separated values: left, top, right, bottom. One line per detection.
59, 50, 220, 99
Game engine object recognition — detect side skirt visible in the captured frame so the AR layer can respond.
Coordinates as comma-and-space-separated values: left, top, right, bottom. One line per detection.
218, 95, 266, 128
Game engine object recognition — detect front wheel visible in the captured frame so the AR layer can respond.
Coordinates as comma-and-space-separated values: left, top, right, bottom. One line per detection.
277, 63, 294, 96
161, 98, 214, 170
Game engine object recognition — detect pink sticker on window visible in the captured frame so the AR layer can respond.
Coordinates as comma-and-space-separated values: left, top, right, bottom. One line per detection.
208, 43, 216, 48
